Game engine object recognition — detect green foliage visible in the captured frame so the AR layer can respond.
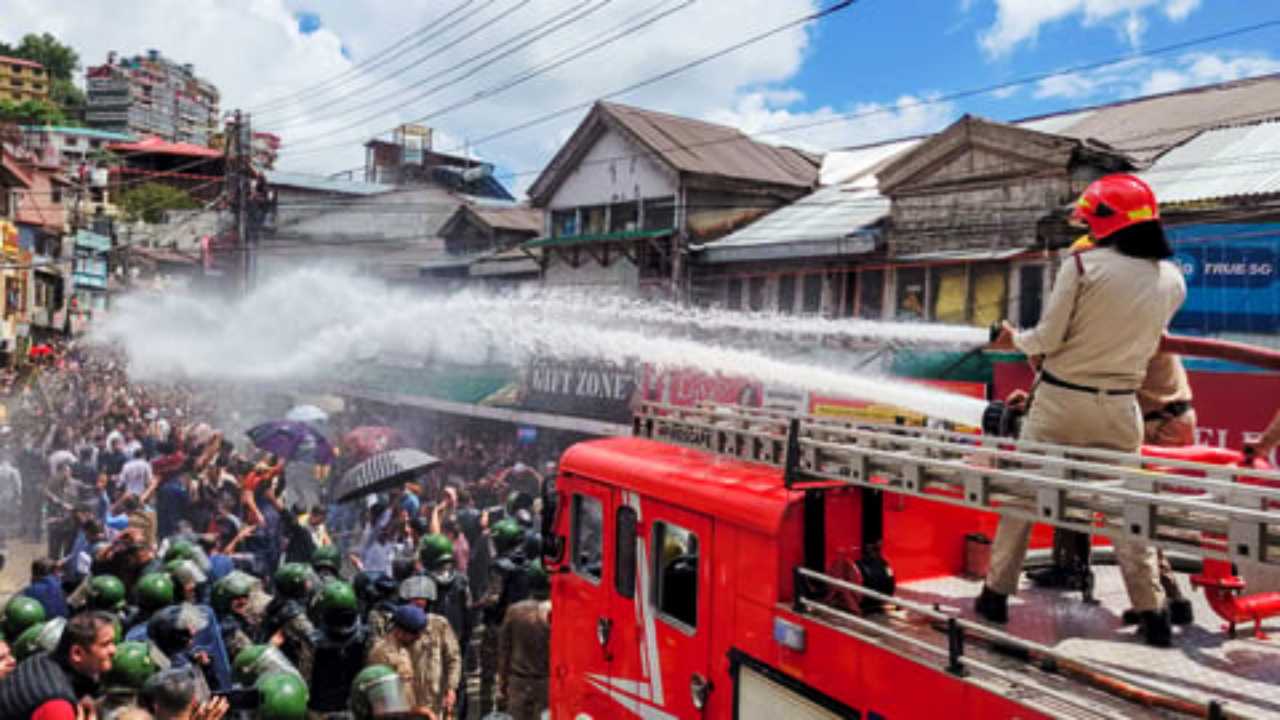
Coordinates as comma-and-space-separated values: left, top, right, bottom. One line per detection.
118, 183, 200, 224
0, 33, 80, 81
0, 98, 65, 125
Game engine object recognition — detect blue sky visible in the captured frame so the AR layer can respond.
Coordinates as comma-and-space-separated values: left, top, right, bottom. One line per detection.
792, 1, 1280, 132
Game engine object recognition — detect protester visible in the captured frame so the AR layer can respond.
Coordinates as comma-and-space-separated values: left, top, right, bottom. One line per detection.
0, 610, 117, 719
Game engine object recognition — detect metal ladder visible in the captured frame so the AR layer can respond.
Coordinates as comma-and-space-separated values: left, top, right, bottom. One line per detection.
632, 402, 1280, 569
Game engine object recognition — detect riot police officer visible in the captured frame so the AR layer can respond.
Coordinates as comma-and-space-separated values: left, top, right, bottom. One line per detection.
211, 571, 260, 658
303, 580, 369, 716
263, 563, 316, 673
477, 519, 530, 716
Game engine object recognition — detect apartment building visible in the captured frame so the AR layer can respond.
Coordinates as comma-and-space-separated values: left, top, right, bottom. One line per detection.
85, 49, 220, 146
0, 55, 49, 103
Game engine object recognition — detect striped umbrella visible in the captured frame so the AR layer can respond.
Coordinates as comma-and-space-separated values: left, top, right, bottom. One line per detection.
335, 448, 440, 504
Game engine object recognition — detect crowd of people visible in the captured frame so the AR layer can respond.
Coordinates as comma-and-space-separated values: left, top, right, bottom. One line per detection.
0, 341, 561, 720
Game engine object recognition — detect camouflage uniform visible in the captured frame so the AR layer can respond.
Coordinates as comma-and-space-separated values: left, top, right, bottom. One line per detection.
477, 556, 529, 715
367, 615, 462, 719
498, 599, 551, 720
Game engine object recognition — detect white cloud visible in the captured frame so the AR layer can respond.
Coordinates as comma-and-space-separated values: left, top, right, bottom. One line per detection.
1022, 51, 1280, 103
977, 0, 1201, 57
6, 0, 860, 197
705, 91, 957, 152
1033, 72, 1097, 99
1139, 51, 1280, 95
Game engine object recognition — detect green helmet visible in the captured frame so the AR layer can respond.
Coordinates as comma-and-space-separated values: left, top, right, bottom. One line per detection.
491, 518, 523, 554
311, 545, 341, 573
257, 671, 309, 720
211, 571, 256, 615
274, 563, 313, 600
398, 575, 436, 603
417, 533, 454, 570
316, 580, 358, 630
234, 644, 299, 685
13, 621, 47, 660
135, 573, 176, 613
166, 558, 208, 589
164, 540, 197, 563
102, 641, 166, 694
349, 664, 412, 720
88, 575, 127, 612
19, 617, 65, 659
3, 595, 46, 638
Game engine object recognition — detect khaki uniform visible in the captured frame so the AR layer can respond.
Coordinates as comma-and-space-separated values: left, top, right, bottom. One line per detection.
1139, 353, 1196, 446
367, 615, 462, 719
498, 599, 551, 720
988, 247, 1186, 612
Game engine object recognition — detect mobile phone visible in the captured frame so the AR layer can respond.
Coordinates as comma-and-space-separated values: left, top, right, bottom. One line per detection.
214, 687, 262, 711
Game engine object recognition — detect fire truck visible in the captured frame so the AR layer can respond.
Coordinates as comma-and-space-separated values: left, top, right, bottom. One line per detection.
544, 402, 1280, 719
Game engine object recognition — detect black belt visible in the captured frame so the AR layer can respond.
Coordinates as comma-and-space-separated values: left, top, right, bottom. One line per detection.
1040, 370, 1136, 396
1144, 400, 1192, 422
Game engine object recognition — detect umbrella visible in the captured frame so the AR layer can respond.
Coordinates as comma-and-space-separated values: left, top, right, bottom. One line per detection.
247, 420, 334, 464
341, 426, 406, 461
336, 448, 440, 504
28, 344, 53, 358
285, 404, 329, 424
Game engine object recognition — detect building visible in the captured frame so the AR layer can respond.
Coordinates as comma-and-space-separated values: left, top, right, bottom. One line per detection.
425, 203, 544, 288
85, 50, 220, 146
364, 124, 512, 200
694, 73, 1280, 335
71, 228, 110, 332
0, 56, 49, 103
525, 101, 819, 300
106, 135, 224, 201
20, 125, 132, 223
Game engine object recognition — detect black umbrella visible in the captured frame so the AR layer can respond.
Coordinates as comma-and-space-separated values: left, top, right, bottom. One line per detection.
335, 448, 441, 504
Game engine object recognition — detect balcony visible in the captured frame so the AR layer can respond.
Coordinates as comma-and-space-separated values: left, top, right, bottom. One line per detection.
87, 78, 130, 93
85, 110, 129, 123
87, 93, 130, 107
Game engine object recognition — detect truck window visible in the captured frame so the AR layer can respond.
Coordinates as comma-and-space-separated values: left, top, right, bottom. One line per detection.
653, 521, 698, 630
572, 494, 603, 582
615, 506, 637, 598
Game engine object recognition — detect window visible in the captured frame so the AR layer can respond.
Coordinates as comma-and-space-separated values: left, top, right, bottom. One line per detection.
748, 277, 766, 312
842, 271, 857, 317
726, 277, 743, 311
50, 186, 62, 204
778, 275, 796, 314
571, 494, 603, 582
643, 197, 675, 231
653, 521, 698, 629
1018, 264, 1045, 327
858, 269, 883, 319
64, 138, 78, 147
551, 209, 577, 237
971, 263, 1008, 328
802, 274, 823, 315
609, 201, 638, 233
615, 506, 637, 598
583, 205, 607, 235
931, 265, 967, 324
895, 267, 926, 321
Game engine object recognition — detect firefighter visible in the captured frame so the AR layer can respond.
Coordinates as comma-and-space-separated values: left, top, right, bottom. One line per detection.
367, 604, 461, 720
978, 173, 1186, 647
264, 562, 316, 674
256, 670, 310, 720
99, 640, 166, 715
211, 571, 260, 658
477, 518, 530, 715
302, 580, 369, 716
497, 561, 551, 720
419, 533, 471, 719
1245, 407, 1280, 460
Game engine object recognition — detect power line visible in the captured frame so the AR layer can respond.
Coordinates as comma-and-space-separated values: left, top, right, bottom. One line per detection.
257, 0, 537, 127
250, 0, 483, 115
279, 0, 859, 157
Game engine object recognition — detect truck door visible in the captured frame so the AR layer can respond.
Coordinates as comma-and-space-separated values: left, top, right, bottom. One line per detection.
606, 492, 714, 718
551, 477, 615, 717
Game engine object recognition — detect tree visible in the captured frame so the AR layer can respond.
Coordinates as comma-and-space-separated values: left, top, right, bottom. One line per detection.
1, 33, 83, 119
0, 98, 66, 125
118, 183, 200, 224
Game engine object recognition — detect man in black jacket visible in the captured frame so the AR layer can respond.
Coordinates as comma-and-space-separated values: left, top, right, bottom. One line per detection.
0, 610, 117, 719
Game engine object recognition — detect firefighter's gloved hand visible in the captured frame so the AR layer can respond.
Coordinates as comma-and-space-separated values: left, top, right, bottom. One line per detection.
1006, 389, 1030, 413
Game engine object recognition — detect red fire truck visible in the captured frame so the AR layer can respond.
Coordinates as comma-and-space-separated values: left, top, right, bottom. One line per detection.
544, 403, 1280, 719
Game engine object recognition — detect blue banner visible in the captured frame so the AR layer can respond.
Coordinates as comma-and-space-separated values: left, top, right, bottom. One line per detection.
1167, 223, 1280, 334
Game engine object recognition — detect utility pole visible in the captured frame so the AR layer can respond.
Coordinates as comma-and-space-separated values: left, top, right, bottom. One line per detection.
228, 109, 252, 296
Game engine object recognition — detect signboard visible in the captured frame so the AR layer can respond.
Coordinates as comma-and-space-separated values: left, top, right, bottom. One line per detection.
520, 358, 638, 422
1167, 223, 1280, 333
994, 362, 1280, 462
637, 366, 763, 409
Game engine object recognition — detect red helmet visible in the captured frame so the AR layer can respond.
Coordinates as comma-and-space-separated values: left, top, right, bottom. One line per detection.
1070, 174, 1159, 240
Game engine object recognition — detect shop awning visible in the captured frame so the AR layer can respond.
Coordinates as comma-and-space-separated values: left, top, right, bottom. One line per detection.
523, 227, 673, 250
893, 248, 1033, 263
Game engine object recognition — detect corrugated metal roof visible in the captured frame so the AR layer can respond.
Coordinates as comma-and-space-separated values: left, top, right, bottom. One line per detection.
472, 205, 543, 234
821, 138, 921, 186
266, 170, 394, 196
695, 185, 885, 264
22, 125, 136, 142
603, 102, 819, 188
1139, 120, 1280, 204
895, 248, 1031, 262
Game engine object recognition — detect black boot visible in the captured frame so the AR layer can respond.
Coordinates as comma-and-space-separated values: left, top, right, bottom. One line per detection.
1138, 608, 1173, 647
1169, 597, 1193, 626
1123, 598, 1193, 626
974, 585, 1008, 624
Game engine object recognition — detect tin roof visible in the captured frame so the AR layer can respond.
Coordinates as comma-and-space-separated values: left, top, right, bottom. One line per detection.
471, 205, 544, 234
695, 185, 883, 264
265, 170, 394, 196
1139, 120, 1280, 205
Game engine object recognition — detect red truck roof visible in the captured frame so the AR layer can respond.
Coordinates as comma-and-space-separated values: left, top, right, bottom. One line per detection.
559, 436, 795, 535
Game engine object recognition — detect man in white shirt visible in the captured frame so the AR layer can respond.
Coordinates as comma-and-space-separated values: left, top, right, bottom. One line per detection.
120, 448, 153, 498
